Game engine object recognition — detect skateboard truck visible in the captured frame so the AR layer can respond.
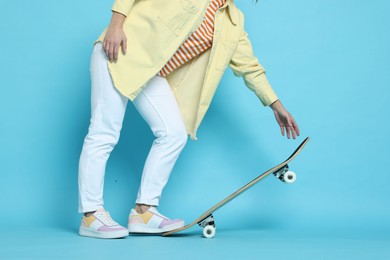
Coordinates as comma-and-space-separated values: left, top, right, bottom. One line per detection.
273, 165, 296, 183
197, 214, 216, 238
195, 167, 297, 239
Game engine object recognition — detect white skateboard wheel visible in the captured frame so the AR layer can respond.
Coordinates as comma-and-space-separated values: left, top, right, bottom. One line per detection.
203, 225, 216, 239
283, 171, 296, 184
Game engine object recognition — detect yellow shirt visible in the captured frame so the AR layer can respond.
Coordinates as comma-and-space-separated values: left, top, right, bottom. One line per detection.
95, 0, 278, 141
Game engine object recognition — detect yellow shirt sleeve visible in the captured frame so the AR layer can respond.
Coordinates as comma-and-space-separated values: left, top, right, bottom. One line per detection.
228, 30, 279, 107
111, 0, 135, 16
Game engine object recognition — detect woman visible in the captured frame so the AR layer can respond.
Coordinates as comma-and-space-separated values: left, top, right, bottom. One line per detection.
78, 0, 300, 239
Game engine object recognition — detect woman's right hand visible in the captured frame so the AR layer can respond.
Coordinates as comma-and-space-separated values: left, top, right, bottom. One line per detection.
102, 11, 127, 63
270, 100, 300, 139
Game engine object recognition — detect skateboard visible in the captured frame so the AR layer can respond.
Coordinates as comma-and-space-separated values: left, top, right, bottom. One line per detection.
162, 137, 310, 238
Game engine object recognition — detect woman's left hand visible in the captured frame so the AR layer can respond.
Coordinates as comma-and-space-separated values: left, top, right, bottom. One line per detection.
270, 100, 300, 139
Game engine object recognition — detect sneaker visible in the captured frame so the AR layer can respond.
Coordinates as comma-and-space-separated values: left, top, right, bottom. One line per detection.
128, 206, 184, 233
79, 207, 128, 239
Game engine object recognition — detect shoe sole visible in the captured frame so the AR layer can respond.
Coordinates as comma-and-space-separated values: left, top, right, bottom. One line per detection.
128, 221, 185, 234
79, 226, 128, 239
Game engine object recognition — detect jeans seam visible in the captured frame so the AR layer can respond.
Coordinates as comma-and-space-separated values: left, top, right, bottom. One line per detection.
137, 89, 169, 204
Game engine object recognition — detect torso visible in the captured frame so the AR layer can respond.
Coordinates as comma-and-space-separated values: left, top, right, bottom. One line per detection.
157, 0, 226, 77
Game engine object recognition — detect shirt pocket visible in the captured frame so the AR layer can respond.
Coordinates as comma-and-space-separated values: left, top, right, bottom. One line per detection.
157, 0, 198, 36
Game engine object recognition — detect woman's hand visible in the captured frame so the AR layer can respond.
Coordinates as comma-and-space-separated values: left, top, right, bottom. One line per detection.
103, 11, 127, 63
270, 100, 300, 139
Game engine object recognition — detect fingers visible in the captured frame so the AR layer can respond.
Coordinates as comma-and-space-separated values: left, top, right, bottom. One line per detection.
103, 42, 118, 62
280, 126, 285, 137
102, 41, 113, 62
102, 41, 123, 63
281, 115, 300, 140
286, 117, 300, 140
281, 124, 296, 139
286, 125, 291, 139
122, 38, 127, 55
113, 44, 119, 62
292, 118, 300, 137
290, 116, 300, 139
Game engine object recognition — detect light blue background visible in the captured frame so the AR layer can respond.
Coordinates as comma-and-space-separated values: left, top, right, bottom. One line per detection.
1, 0, 389, 259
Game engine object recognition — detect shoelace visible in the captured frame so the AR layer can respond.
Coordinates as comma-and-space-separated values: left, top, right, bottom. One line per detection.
96, 211, 119, 226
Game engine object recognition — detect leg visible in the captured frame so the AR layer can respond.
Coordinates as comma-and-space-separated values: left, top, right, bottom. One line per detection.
128, 77, 187, 233
132, 75, 188, 207
78, 42, 128, 214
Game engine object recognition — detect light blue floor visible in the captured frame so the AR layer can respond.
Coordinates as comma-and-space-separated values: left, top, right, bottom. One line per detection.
1, 226, 389, 259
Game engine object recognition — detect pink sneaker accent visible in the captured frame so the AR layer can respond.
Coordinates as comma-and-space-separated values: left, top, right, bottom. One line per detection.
159, 218, 184, 229
79, 207, 128, 239
128, 206, 184, 234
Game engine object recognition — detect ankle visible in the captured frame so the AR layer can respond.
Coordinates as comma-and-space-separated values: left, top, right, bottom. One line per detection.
84, 211, 96, 217
135, 204, 150, 214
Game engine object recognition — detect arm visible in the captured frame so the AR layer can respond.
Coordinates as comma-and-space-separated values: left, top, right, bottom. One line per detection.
103, 0, 136, 63
229, 30, 278, 106
229, 30, 300, 139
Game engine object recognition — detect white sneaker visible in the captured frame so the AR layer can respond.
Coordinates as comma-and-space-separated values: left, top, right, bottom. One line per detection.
128, 206, 184, 233
79, 207, 128, 239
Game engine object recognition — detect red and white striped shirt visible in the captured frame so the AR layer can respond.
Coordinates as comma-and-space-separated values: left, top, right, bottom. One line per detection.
157, 0, 226, 77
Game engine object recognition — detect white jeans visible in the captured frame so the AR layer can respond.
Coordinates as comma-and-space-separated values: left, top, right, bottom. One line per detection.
78, 42, 188, 213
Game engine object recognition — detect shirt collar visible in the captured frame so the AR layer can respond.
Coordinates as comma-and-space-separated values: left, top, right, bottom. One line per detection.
220, 0, 238, 25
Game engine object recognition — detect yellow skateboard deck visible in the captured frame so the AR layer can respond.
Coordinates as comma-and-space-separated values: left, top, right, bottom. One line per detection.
162, 137, 310, 238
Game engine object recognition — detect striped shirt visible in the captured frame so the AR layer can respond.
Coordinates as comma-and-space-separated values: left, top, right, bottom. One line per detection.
157, 0, 226, 77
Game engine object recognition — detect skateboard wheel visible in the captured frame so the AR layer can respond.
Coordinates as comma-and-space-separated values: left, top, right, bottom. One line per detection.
283, 171, 296, 184
203, 225, 216, 239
